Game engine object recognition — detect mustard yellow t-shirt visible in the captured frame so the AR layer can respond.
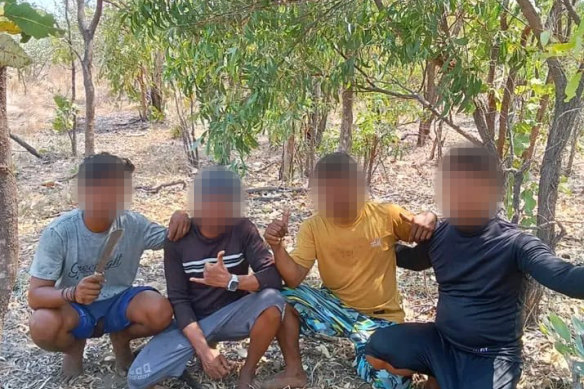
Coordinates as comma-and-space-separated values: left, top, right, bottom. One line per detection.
291, 201, 413, 323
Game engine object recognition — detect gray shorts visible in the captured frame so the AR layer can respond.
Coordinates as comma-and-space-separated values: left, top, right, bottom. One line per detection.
127, 288, 286, 389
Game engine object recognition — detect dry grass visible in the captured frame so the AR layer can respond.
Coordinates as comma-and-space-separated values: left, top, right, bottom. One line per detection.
1, 71, 583, 389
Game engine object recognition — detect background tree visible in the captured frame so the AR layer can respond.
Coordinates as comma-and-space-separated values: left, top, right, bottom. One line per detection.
76, 0, 103, 156
0, 0, 60, 338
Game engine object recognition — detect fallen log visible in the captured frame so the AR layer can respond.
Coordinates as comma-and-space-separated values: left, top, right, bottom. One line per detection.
9, 132, 41, 159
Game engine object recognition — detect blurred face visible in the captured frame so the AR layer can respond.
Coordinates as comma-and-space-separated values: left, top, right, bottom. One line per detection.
312, 174, 366, 223
78, 176, 131, 219
437, 169, 500, 226
189, 173, 244, 232
193, 195, 241, 230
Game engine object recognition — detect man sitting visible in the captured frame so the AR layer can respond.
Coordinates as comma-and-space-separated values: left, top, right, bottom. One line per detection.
28, 152, 191, 379
264, 152, 437, 389
365, 145, 584, 389
128, 167, 306, 389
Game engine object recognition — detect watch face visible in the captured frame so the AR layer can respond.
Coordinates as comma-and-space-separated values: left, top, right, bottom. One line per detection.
228, 276, 239, 291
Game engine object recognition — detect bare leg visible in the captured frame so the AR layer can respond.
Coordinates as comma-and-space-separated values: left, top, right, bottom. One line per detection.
29, 304, 84, 379
238, 306, 283, 389
110, 291, 173, 375
424, 376, 440, 389
366, 355, 416, 378
258, 305, 307, 389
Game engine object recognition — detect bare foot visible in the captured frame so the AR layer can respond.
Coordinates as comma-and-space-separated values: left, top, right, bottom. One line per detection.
238, 367, 256, 389
110, 332, 134, 375
61, 339, 85, 381
255, 369, 308, 389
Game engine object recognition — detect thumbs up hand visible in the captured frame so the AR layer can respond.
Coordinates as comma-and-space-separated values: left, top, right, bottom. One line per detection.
264, 209, 290, 248
190, 250, 231, 288
400, 211, 437, 243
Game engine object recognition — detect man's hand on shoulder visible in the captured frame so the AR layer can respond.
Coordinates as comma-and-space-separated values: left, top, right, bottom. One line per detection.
168, 210, 191, 242
400, 211, 437, 243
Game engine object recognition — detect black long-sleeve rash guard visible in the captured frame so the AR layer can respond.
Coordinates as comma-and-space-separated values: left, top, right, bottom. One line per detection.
396, 218, 584, 362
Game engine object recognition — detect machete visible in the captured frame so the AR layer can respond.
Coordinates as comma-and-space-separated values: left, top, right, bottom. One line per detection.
94, 229, 124, 276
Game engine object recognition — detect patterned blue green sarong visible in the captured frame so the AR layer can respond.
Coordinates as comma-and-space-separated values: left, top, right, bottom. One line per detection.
282, 285, 411, 389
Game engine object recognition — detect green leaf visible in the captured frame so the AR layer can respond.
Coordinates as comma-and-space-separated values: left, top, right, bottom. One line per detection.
0, 33, 31, 68
550, 313, 572, 343
547, 41, 576, 54
573, 317, 584, 334
564, 71, 582, 102
4, 2, 61, 39
540, 31, 551, 46
554, 340, 572, 356
576, 334, 584, 358
522, 189, 536, 215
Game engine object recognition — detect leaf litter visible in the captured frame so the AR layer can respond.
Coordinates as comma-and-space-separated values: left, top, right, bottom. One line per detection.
1, 105, 583, 389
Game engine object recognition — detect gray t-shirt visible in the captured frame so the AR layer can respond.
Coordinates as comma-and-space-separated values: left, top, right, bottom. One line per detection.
30, 209, 167, 301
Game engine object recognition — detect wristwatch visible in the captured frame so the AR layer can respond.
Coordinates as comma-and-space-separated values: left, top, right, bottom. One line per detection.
227, 274, 240, 292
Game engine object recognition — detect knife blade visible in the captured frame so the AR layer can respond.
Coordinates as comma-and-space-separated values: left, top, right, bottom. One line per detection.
94, 229, 124, 276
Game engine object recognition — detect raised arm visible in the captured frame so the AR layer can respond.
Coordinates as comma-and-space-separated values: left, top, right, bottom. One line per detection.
264, 211, 312, 288
516, 233, 584, 299
242, 220, 282, 290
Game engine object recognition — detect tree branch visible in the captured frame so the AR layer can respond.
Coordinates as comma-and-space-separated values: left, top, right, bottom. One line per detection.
562, 0, 581, 25
372, 0, 384, 11
89, 0, 104, 34
516, 0, 566, 86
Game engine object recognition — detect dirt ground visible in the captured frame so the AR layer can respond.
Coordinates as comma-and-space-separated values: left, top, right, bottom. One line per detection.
0, 70, 583, 389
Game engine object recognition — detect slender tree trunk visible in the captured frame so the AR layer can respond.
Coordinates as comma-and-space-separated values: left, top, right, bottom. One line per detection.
418, 60, 438, 146
81, 57, 95, 156
65, 0, 76, 156
150, 50, 164, 114
77, 0, 103, 157
338, 85, 353, 153
525, 86, 583, 325
565, 118, 581, 176
0, 66, 19, 338
71, 58, 77, 156
281, 132, 295, 181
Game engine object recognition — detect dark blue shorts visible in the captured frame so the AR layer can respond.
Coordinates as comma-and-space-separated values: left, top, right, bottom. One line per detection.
366, 323, 522, 389
70, 286, 156, 339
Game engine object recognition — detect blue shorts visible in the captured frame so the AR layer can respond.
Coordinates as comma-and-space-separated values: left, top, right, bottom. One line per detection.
70, 286, 156, 339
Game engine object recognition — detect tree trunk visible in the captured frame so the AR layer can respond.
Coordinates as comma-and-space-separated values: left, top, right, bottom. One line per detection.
70, 58, 77, 156
65, 0, 76, 156
280, 132, 295, 181
418, 60, 438, 146
81, 46, 95, 156
565, 118, 581, 176
338, 85, 353, 153
150, 50, 164, 114
77, 0, 103, 157
525, 86, 583, 325
0, 66, 19, 338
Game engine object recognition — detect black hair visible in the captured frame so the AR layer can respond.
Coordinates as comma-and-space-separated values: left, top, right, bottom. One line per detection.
194, 166, 242, 201
77, 152, 134, 184
313, 152, 361, 181
441, 145, 503, 185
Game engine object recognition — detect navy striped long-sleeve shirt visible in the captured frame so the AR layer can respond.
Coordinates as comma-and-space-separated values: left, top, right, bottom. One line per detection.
164, 218, 282, 330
